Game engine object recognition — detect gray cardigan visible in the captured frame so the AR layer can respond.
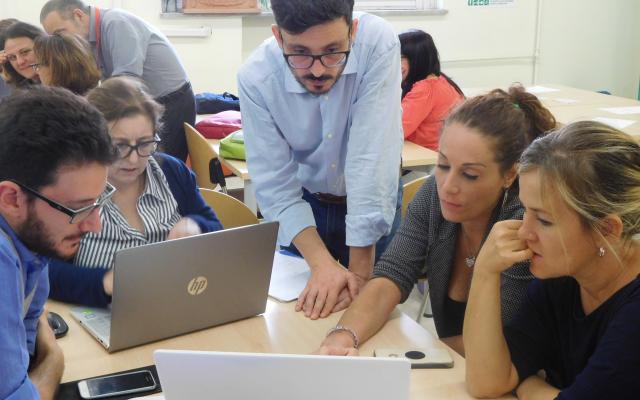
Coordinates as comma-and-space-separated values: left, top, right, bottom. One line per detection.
372, 175, 533, 338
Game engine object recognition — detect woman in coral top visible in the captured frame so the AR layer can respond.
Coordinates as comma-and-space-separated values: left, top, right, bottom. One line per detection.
400, 30, 464, 150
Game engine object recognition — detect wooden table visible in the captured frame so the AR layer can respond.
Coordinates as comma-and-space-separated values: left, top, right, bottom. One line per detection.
464, 84, 640, 138
48, 300, 509, 399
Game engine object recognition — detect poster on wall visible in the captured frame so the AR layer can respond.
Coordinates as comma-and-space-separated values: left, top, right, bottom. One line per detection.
468, 0, 515, 7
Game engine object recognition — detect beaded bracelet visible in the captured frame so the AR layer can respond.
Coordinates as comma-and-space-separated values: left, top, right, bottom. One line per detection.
326, 325, 359, 349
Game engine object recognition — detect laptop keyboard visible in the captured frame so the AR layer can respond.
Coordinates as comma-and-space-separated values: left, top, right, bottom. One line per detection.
91, 316, 112, 338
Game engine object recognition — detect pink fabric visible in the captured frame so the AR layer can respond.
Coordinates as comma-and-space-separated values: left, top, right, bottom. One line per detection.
195, 110, 242, 139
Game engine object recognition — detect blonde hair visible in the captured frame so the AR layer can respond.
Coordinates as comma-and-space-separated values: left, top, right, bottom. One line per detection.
519, 121, 640, 246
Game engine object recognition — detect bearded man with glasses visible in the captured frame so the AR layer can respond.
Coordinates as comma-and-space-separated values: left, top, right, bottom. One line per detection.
239, 0, 403, 321
0, 86, 115, 400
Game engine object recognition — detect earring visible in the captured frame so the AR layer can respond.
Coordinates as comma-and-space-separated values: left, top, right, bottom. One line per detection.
598, 247, 606, 257
500, 187, 509, 212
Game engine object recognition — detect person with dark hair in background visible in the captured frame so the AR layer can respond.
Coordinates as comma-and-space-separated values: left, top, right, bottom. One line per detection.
0, 18, 19, 100
0, 21, 44, 88
238, 0, 403, 320
400, 29, 464, 150
33, 32, 100, 95
0, 86, 116, 399
465, 121, 640, 399
317, 85, 556, 357
40, 0, 195, 161
48, 77, 223, 307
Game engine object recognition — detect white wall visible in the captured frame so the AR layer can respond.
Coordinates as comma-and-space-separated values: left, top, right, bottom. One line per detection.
5, 0, 640, 98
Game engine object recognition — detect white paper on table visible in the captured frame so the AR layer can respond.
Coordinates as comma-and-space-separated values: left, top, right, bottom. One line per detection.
553, 98, 579, 104
268, 251, 311, 302
526, 86, 560, 94
592, 117, 637, 130
599, 106, 640, 115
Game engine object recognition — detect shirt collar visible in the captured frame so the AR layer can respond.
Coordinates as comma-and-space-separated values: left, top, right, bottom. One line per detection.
88, 6, 97, 44
142, 156, 168, 202
0, 215, 48, 267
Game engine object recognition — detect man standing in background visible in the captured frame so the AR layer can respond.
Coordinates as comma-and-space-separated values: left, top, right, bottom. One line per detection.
40, 0, 194, 162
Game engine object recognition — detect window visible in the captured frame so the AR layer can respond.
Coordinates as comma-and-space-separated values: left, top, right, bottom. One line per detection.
355, 0, 441, 11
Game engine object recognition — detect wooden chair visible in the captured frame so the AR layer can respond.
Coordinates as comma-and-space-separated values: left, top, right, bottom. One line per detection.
402, 175, 429, 219
184, 122, 227, 191
199, 188, 259, 229
402, 175, 432, 322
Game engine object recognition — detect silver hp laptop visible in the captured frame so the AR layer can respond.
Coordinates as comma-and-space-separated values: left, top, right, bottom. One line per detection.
70, 222, 278, 352
154, 350, 411, 400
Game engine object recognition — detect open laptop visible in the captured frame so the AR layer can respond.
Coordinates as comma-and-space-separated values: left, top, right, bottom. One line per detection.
70, 222, 278, 352
153, 350, 410, 400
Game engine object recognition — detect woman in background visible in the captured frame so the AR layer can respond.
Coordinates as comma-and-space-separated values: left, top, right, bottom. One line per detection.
33, 32, 100, 95
465, 121, 640, 399
0, 21, 43, 88
48, 77, 223, 307
400, 30, 464, 151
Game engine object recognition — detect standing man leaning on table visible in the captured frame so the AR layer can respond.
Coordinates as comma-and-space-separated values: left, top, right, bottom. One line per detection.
0, 87, 115, 399
238, 0, 403, 320
39, 0, 195, 162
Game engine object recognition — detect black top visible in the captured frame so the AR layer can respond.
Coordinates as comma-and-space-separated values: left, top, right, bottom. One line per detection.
439, 296, 467, 338
372, 175, 534, 338
504, 276, 640, 399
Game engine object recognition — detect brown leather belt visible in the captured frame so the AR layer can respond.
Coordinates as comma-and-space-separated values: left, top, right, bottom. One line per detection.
313, 192, 347, 205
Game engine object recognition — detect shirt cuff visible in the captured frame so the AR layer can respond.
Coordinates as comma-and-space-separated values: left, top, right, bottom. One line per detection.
274, 201, 317, 246
5, 376, 40, 400
345, 211, 393, 247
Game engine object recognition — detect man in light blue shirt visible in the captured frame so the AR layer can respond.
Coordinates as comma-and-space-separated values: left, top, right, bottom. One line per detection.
0, 87, 115, 399
239, 0, 402, 320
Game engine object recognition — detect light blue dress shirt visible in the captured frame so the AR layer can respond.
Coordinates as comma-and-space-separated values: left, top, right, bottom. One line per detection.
0, 215, 49, 400
238, 13, 403, 247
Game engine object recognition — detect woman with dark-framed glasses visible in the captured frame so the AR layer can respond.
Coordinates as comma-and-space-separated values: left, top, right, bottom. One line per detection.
47, 77, 223, 307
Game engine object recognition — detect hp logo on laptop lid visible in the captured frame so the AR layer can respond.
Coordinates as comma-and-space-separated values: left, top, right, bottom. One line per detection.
187, 276, 208, 296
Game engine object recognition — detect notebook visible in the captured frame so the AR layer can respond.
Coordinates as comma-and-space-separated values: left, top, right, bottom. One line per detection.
70, 222, 278, 352
154, 350, 410, 400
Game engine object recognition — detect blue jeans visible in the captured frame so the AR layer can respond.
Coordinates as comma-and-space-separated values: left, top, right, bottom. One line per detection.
282, 184, 402, 266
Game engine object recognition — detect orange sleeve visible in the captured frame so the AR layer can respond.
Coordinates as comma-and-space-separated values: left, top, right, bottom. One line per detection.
401, 82, 434, 139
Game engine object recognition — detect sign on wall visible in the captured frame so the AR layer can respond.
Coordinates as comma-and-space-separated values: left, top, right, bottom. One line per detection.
468, 0, 515, 6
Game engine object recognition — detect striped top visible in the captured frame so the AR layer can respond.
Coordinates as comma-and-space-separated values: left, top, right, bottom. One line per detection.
74, 156, 181, 268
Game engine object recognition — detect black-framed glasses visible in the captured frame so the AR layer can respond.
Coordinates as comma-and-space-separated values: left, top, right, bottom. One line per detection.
29, 63, 41, 72
283, 50, 351, 69
13, 180, 117, 224
114, 135, 161, 159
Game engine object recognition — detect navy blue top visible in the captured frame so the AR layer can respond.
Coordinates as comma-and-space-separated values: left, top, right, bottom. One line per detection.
504, 275, 640, 399
48, 153, 222, 307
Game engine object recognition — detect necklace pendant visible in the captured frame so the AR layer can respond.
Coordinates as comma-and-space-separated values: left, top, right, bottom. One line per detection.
465, 256, 475, 268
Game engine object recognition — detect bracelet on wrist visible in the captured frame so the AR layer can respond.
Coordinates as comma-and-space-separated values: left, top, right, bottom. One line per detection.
326, 325, 359, 349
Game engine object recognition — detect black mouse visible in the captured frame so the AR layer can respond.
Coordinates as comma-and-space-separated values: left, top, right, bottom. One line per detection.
47, 311, 69, 339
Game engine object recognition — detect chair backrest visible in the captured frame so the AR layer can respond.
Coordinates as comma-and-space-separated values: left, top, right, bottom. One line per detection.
402, 175, 429, 219
199, 188, 259, 229
185, 122, 217, 190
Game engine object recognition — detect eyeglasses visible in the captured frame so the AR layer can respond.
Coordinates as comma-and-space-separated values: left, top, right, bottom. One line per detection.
29, 63, 41, 72
13, 180, 117, 224
283, 50, 351, 69
6, 48, 33, 63
114, 136, 161, 159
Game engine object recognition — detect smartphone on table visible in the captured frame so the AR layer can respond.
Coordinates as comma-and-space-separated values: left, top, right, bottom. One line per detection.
77, 370, 157, 399
374, 347, 454, 369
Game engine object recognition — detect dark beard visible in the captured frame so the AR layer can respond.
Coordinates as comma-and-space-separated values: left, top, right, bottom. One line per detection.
16, 204, 79, 260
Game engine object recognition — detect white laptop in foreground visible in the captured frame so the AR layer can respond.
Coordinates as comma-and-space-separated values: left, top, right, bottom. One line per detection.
70, 222, 278, 352
153, 350, 410, 400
